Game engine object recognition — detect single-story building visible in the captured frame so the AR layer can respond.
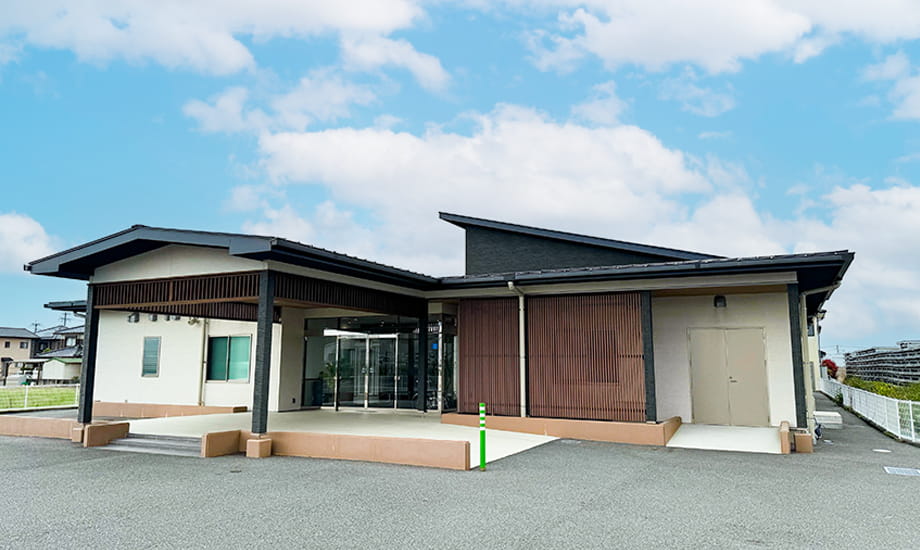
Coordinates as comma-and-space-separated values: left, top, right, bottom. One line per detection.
25, 212, 852, 448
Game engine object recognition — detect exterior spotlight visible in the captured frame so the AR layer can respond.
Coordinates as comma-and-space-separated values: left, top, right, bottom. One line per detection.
714, 295, 727, 308
127, 312, 140, 323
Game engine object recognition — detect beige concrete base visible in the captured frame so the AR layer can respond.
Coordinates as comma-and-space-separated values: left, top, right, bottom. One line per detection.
200, 428, 470, 470
0, 416, 76, 439
793, 430, 814, 453
201, 430, 243, 458
441, 413, 682, 446
92, 401, 247, 419
779, 421, 791, 454
71, 425, 84, 443
83, 422, 130, 447
246, 437, 272, 458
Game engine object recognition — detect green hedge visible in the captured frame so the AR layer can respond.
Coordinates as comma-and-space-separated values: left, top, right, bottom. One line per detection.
844, 377, 920, 401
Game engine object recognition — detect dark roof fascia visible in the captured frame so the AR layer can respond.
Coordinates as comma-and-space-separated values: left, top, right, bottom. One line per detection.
438, 251, 855, 291
253, 239, 438, 290
26, 226, 439, 289
44, 300, 88, 313
439, 212, 721, 261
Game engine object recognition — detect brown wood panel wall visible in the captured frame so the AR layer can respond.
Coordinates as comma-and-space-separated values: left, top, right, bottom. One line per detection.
527, 293, 645, 421
458, 298, 520, 416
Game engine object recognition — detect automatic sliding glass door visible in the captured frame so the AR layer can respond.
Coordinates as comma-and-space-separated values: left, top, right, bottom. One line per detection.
367, 337, 397, 408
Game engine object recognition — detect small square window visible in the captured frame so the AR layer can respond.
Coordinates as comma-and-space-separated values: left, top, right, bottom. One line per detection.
19, 341, 29, 349
3, 341, 9, 348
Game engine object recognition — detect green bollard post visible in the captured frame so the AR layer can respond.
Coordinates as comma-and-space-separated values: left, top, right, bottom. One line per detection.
479, 402, 486, 471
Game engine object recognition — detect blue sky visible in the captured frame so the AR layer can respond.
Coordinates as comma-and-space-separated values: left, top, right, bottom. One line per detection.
2, 1, 920, 352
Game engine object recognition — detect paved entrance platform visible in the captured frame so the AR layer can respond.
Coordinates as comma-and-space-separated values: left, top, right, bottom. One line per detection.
666, 424, 783, 454
127, 409, 556, 468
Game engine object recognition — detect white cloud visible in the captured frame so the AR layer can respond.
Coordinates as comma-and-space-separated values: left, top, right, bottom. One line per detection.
0, 212, 55, 274
698, 130, 732, 140
0, 1, 424, 74
251, 104, 710, 274
659, 69, 736, 117
508, 0, 920, 74
241, 102, 920, 346
183, 70, 376, 134
571, 80, 627, 125
340, 35, 450, 92
861, 52, 920, 120
863, 51, 910, 81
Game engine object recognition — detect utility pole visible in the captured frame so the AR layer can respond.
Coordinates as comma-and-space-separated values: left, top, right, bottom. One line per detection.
30, 322, 40, 333
60, 312, 70, 327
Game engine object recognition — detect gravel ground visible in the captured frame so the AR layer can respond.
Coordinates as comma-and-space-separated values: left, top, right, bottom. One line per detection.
0, 393, 918, 549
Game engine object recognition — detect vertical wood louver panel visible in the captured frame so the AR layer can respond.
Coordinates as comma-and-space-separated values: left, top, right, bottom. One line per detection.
458, 298, 520, 416
527, 293, 645, 421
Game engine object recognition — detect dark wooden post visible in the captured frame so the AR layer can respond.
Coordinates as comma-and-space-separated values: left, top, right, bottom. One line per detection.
640, 291, 657, 422
252, 271, 276, 434
77, 285, 100, 425
788, 283, 808, 428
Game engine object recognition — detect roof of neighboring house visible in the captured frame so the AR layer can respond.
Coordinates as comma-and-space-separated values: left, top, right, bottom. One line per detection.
0, 327, 38, 339
35, 325, 67, 339
47, 357, 81, 364
55, 325, 84, 336
36, 346, 82, 359
439, 212, 721, 261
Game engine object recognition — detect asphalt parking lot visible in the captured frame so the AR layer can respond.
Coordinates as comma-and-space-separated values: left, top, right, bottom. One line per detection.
1, 394, 918, 549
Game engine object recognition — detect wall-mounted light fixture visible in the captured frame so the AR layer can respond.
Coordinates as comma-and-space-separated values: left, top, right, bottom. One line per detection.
127, 312, 139, 323
148, 313, 158, 322
713, 295, 727, 308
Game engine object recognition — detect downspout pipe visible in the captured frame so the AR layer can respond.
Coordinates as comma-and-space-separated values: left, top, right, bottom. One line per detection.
197, 318, 209, 406
507, 281, 527, 418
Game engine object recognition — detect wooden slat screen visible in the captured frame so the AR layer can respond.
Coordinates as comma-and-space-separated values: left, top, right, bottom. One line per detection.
527, 293, 645, 421
458, 298, 520, 416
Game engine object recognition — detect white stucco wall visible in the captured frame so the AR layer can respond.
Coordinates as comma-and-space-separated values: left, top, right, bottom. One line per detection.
92, 244, 263, 283
95, 310, 203, 405
652, 292, 798, 427
94, 311, 293, 410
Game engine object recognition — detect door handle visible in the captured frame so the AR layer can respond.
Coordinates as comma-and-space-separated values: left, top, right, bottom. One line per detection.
729, 377, 738, 383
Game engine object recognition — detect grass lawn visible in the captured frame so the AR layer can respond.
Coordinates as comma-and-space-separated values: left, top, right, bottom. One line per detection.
0, 386, 78, 409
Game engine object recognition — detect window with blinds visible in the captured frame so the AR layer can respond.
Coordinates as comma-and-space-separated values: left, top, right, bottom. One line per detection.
142, 336, 161, 377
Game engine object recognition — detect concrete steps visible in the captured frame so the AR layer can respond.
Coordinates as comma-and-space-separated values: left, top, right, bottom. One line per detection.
105, 433, 202, 457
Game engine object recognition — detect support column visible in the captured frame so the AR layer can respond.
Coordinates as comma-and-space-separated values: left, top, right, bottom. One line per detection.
517, 293, 527, 418
252, 271, 276, 434
417, 306, 428, 412
77, 284, 100, 425
640, 291, 656, 422
787, 283, 808, 428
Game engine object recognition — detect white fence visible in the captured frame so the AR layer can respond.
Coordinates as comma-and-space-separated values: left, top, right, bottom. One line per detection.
821, 377, 920, 444
0, 384, 79, 410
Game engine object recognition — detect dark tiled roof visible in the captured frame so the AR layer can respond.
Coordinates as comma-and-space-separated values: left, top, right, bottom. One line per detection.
0, 327, 38, 339
36, 346, 82, 358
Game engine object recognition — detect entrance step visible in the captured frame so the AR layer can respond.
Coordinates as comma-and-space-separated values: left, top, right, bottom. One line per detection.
104, 433, 202, 458
815, 411, 843, 429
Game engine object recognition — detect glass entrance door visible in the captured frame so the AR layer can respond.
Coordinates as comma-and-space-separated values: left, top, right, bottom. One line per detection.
337, 337, 366, 407
367, 337, 397, 408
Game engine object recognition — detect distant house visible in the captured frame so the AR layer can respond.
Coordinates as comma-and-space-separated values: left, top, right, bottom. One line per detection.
0, 327, 39, 383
